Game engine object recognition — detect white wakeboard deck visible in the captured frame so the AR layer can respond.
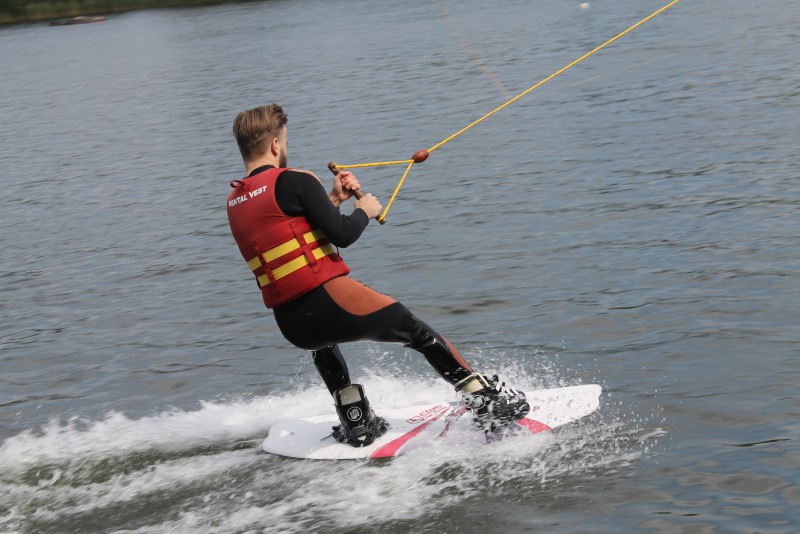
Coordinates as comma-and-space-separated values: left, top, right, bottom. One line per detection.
262, 384, 601, 460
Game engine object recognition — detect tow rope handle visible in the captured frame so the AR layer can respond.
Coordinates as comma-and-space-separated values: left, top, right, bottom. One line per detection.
327, 162, 364, 199
328, 150, 430, 225
328, 162, 386, 225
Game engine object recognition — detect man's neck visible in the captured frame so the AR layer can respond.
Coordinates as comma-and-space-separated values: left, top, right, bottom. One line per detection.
245, 156, 280, 176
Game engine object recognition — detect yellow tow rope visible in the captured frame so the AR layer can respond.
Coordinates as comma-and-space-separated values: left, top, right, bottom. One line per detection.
330, 0, 682, 224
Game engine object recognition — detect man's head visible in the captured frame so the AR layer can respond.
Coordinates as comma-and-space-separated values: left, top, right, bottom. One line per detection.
232, 103, 288, 166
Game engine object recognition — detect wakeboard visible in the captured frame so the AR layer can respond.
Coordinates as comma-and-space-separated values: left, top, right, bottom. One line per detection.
262, 384, 601, 460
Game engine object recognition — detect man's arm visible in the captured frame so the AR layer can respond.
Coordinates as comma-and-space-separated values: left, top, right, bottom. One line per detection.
275, 170, 369, 247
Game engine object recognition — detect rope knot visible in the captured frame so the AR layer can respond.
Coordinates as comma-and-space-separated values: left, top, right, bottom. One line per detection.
412, 150, 429, 163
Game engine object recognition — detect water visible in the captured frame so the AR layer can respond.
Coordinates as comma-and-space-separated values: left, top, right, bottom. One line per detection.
1, 0, 798, 531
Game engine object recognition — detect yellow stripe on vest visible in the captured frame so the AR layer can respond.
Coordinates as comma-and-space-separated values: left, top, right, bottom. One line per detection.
262, 229, 326, 264
247, 229, 327, 273
254, 242, 336, 287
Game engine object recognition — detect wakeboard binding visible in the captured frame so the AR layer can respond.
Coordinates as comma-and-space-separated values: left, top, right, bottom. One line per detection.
457, 373, 530, 436
331, 384, 389, 447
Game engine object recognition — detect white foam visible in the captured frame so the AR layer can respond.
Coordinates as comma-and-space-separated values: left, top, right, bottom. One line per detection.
4, 451, 259, 525
1, 395, 293, 475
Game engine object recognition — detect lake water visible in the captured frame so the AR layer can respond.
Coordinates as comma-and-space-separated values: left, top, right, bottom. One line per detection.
1, 0, 799, 532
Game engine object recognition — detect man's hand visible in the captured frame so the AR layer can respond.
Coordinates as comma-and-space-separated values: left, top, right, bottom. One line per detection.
354, 193, 382, 220
329, 171, 361, 206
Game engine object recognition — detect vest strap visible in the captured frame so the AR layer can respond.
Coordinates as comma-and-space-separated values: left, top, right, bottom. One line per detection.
247, 229, 335, 287
292, 223, 321, 274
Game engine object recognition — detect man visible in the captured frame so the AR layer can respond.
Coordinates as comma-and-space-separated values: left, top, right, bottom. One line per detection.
227, 103, 529, 447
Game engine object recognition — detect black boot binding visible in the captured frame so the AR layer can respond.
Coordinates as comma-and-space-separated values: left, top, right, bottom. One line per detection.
331, 384, 389, 447
457, 374, 530, 436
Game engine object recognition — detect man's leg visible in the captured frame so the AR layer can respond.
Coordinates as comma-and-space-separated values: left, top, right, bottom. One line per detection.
403, 315, 475, 385
312, 344, 388, 447
367, 305, 531, 433
312, 345, 350, 394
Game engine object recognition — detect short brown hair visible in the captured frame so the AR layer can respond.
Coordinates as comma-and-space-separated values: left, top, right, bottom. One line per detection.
232, 103, 288, 161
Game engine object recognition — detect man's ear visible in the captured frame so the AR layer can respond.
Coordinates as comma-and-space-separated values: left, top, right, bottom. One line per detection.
270, 137, 279, 156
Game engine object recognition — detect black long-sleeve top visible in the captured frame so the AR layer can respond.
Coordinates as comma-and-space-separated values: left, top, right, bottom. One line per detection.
246, 165, 369, 247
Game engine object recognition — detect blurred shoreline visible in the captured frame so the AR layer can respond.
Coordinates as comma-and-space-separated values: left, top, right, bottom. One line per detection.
0, 0, 256, 26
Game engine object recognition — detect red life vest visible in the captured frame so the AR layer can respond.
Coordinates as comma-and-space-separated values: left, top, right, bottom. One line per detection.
227, 167, 350, 308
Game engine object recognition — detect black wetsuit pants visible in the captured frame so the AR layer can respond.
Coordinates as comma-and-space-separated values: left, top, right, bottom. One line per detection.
273, 282, 473, 394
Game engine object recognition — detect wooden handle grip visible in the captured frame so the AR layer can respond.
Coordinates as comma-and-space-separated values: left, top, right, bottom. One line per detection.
327, 162, 364, 199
